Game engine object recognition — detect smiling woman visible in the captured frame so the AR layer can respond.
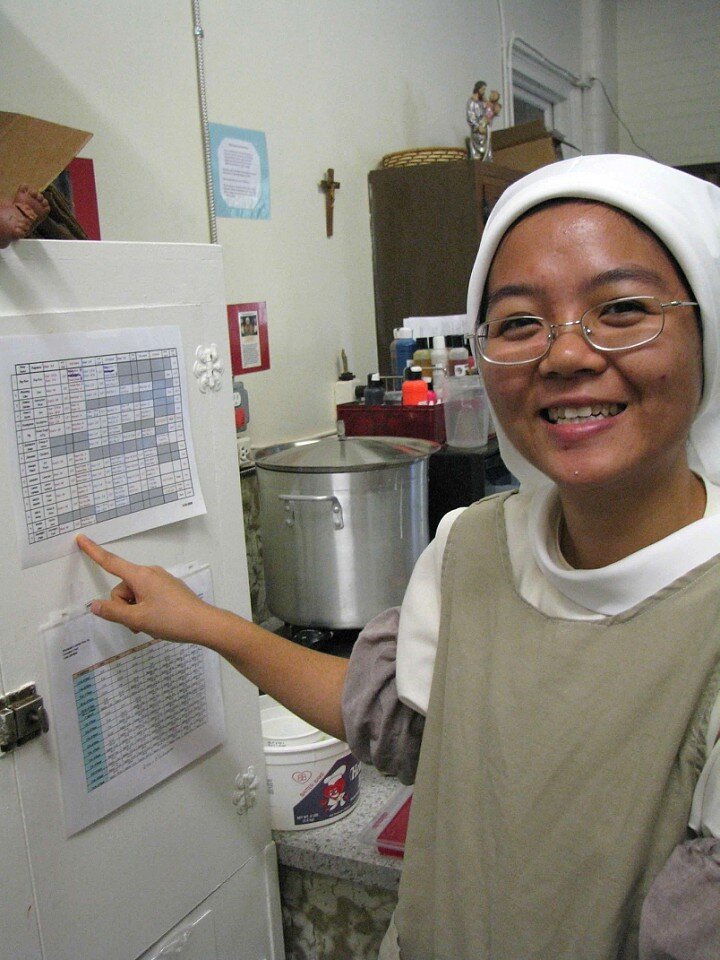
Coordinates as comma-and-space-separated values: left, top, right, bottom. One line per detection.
480, 200, 705, 565
384, 156, 720, 959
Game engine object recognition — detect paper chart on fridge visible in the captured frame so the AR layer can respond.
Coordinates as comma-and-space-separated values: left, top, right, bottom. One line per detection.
42, 562, 225, 836
0, 317, 206, 568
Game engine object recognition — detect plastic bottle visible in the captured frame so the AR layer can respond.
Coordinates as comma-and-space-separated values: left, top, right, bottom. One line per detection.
402, 366, 429, 406
448, 335, 470, 376
430, 336, 449, 376
389, 327, 417, 380
364, 372, 385, 406
232, 378, 250, 432
412, 338, 433, 380
432, 363, 447, 403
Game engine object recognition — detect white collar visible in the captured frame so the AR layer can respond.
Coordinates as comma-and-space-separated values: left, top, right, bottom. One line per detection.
528, 478, 720, 615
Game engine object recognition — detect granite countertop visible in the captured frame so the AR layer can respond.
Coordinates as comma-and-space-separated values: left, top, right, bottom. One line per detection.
272, 764, 405, 892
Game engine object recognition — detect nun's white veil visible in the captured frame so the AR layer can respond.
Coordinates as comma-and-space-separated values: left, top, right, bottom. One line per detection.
466, 154, 720, 489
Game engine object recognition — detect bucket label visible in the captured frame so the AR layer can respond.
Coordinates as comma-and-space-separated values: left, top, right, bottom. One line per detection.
292, 752, 360, 826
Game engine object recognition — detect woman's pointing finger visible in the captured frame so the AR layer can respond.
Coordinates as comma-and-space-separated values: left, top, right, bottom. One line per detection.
76, 534, 139, 581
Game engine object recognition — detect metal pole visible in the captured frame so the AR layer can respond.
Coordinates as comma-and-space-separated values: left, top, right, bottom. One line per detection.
191, 0, 218, 244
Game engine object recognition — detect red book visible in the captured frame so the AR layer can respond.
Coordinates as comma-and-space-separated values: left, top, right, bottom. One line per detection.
361, 785, 413, 858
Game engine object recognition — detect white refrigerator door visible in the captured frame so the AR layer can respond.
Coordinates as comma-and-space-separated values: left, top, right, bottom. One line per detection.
0, 240, 283, 960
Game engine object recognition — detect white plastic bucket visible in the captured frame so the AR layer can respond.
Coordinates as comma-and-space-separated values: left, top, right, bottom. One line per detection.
260, 695, 361, 831
261, 701, 322, 748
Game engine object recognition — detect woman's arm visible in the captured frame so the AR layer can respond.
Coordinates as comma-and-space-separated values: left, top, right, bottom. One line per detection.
76, 535, 348, 740
342, 606, 425, 784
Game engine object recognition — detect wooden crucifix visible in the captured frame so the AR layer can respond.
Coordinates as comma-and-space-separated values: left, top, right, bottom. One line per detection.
319, 168, 340, 237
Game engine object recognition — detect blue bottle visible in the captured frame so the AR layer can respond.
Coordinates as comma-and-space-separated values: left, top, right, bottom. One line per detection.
390, 327, 417, 379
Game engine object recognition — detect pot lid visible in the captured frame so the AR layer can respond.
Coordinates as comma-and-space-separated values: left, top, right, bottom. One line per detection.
254, 435, 440, 473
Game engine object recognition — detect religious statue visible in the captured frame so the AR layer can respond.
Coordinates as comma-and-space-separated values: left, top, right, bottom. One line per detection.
319, 168, 340, 237
466, 81, 502, 161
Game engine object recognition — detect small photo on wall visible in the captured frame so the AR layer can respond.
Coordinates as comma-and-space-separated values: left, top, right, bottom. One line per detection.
227, 301, 270, 374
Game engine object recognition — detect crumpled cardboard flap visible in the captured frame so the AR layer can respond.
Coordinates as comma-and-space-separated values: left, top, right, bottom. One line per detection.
0, 112, 92, 200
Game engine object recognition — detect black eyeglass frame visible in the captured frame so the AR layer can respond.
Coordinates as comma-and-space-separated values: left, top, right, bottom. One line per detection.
474, 296, 699, 367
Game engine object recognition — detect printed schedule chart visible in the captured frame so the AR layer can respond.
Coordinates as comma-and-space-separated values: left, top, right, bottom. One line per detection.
74, 639, 208, 792
1, 326, 206, 567
44, 563, 225, 836
14, 349, 192, 541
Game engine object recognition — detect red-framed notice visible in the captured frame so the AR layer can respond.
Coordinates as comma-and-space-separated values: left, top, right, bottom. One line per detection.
227, 301, 270, 374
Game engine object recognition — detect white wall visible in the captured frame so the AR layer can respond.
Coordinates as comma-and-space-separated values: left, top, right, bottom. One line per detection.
617, 0, 720, 165
503, 0, 584, 76
0, 0, 593, 448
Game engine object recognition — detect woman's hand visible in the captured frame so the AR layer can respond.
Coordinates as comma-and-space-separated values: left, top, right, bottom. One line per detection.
78, 536, 350, 740
76, 535, 213, 644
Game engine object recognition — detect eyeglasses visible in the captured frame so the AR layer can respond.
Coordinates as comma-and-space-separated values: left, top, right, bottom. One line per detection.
475, 296, 698, 366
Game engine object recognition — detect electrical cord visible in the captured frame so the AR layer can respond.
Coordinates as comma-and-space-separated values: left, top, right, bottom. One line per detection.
558, 137, 582, 154
589, 75, 658, 161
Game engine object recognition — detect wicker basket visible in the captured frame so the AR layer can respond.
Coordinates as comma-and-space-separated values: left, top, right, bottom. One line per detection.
380, 147, 468, 168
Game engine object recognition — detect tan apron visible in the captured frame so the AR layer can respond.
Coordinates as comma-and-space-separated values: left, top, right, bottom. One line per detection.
386, 494, 720, 960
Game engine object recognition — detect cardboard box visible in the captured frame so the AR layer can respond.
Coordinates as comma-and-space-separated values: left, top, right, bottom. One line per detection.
0, 112, 92, 200
491, 120, 563, 173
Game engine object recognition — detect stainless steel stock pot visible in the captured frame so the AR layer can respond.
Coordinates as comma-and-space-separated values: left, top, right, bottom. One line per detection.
254, 435, 439, 628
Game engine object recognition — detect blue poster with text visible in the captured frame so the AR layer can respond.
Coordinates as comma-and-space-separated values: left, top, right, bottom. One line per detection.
209, 124, 270, 220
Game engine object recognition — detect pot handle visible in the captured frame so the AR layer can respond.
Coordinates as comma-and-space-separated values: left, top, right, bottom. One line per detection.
278, 494, 345, 530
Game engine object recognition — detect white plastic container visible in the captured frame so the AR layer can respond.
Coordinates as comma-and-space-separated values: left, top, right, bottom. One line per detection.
430, 335, 448, 376
448, 342, 470, 376
443, 375, 490, 448
260, 695, 361, 831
